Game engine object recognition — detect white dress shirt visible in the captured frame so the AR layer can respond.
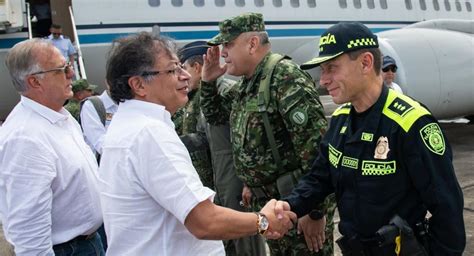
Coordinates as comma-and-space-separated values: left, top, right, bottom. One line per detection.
0, 96, 103, 256
99, 100, 225, 256
80, 91, 118, 154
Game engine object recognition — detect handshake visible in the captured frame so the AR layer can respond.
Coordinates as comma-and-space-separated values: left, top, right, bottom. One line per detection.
258, 199, 297, 239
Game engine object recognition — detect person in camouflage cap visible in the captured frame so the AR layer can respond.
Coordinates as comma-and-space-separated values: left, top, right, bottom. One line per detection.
201, 12, 336, 256
65, 78, 97, 120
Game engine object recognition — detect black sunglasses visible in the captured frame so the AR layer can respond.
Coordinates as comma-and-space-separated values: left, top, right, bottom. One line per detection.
382, 66, 397, 73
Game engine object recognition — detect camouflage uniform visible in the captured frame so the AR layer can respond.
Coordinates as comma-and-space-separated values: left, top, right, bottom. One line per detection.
65, 99, 80, 121
202, 13, 336, 254
173, 88, 214, 189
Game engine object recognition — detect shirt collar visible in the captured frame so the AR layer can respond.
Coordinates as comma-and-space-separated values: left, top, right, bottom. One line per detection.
101, 91, 118, 109
20, 96, 69, 124
48, 34, 64, 40
120, 99, 173, 126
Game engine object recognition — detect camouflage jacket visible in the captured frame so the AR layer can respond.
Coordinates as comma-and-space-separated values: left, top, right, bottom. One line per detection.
65, 99, 80, 121
173, 89, 201, 135
201, 52, 328, 187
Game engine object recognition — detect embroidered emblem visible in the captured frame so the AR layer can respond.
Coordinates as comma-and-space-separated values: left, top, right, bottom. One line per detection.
289, 108, 308, 126
420, 123, 445, 155
328, 144, 342, 168
361, 132, 373, 142
374, 136, 390, 159
342, 156, 358, 169
340, 126, 347, 134
361, 160, 396, 175
388, 97, 414, 117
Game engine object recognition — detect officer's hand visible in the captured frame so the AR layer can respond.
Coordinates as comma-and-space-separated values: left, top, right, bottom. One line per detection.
202, 46, 226, 82
297, 214, 326, 252
241, 185, 252, 208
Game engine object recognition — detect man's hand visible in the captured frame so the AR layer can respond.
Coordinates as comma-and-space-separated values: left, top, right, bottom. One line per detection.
241, 185, 252, 208
260, 199, 297, 239
298, 214, 326, 252
202, 46, 226, 82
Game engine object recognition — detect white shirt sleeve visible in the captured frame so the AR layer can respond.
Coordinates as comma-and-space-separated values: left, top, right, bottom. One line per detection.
80, 100, 106, 154
1, 137, 56, 256
136, 126, 215, 224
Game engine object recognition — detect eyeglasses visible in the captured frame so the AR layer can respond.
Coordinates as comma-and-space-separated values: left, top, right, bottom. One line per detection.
140, 63, 186, 77
52, 33, 61, 36
30, 62, 73, 76
382, 66, 397, 73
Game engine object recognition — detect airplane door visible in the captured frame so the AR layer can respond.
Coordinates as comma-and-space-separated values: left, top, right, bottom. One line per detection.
50, 0, 74, 42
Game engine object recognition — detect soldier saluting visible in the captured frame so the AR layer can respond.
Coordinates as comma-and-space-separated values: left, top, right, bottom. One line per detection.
201, 12, 336, 255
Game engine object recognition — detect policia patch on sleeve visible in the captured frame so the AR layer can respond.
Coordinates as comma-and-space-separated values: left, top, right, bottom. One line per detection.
289, 108, 308, 126
420, 123, 445, 155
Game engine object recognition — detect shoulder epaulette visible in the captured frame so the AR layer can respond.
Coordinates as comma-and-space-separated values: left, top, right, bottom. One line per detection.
332, 103, 352, 116
382, 90, 430, 132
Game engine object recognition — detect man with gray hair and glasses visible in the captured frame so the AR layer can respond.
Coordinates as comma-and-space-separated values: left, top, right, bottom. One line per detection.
0, 38, 104, 255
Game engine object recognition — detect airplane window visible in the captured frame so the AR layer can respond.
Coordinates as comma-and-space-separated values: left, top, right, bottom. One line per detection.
433, 0, 440, 10
354, 0, 362, 8
466, 1, 472, 11
405, 0, 413, 9
455, 0, 462, 10
148, 0, 160, 7
194, 0, 205, 6
273, 0, 282, 7
215, 0, 226, 7
255, 0, 264, 7
172, 0, 183, 7
444, 0, 451, 10
308, 0, 317, 7
380, 0, 388, 9
339, 0, 348, 8
235, 0, 245, 7
291, 0, 300, 7
367, 0, 375, 9
420, 0, 427, 9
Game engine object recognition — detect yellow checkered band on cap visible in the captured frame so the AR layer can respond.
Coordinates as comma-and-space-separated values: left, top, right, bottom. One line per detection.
347, 38, 377, 49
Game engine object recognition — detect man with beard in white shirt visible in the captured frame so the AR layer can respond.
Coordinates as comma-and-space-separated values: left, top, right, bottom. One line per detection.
99, 32, 297, 255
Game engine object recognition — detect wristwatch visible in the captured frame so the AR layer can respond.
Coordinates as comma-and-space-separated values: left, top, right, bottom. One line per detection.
309, 209, 324, 220
255, 212, 269, 235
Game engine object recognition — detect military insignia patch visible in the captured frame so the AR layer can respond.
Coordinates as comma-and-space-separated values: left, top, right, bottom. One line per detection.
374, 136, 390, 159
361, 132, 373, 142
388, 97, 414, 117
420, 123, 445, 155
289, 108, 308, 126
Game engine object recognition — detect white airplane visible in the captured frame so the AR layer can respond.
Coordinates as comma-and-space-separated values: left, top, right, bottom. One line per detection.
0, 0, 473, 121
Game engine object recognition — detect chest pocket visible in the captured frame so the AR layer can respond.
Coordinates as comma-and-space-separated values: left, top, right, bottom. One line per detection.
356, 159, 402, 203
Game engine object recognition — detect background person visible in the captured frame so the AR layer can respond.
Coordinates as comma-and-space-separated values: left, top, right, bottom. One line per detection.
382, 55, 403, 94
47, 24, 76, 65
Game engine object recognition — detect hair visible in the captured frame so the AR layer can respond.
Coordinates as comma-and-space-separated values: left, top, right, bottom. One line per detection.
246, 31, 270, 46
347, 48, 382, 75
5, 38, 52, 93
106, 32, 177, 103
51, 24, 61, 29
185, 54, 204, 66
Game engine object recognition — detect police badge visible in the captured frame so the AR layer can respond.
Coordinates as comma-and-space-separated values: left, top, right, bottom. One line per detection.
374, 136, 390, 159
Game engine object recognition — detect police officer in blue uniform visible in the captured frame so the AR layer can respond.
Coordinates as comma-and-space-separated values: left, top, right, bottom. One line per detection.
277, 22, 465, 255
